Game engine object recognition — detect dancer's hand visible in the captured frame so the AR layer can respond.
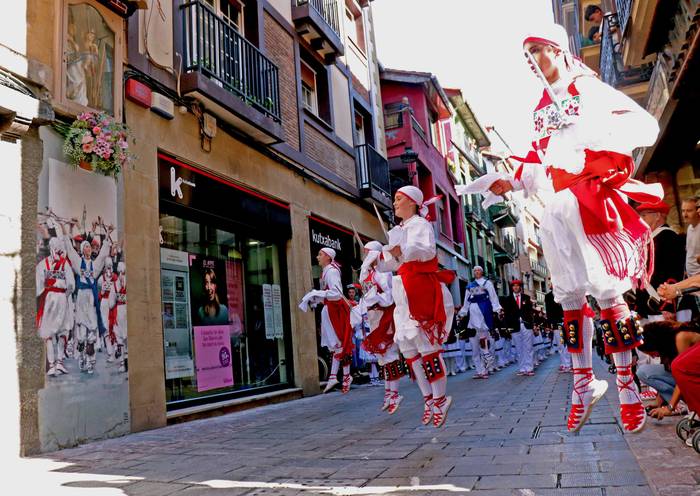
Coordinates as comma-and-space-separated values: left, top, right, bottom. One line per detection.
388, 245, 402, 258
489, 179, 512, 196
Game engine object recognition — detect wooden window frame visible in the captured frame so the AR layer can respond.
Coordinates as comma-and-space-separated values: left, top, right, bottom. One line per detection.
300, 59, 318, 115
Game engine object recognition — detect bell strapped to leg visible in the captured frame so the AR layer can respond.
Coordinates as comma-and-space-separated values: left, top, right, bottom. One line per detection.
421, 351, 445, 383
381, 359, 406, 382
599, 306, 644, 355
563, 309, 584, 353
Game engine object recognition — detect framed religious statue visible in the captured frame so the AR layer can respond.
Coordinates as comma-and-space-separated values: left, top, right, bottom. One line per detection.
56, 0, 124, 118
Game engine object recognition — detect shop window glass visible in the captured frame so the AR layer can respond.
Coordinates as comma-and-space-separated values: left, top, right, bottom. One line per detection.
159, 213, 289, 407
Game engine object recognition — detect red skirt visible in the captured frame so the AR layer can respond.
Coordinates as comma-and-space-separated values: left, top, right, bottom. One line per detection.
672, 343, 700, 415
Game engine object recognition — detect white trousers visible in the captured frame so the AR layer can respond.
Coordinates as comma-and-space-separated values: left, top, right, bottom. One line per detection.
559, 345, 572, 368
513, 327, 534, 373
455, 340, 467, 371
468, 334, 493, 376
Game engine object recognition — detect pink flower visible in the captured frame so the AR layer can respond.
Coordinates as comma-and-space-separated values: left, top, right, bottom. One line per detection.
118, 140, 128, 149
81, 134, 94, 144
92, 126, 101, 134
82, 143, 94, 153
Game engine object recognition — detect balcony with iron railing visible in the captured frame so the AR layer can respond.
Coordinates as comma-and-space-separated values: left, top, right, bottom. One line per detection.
179, 0, 283, 144
615, 0, 633, 36
532, 261, 548, 278
355, 143, 392, 209
384, 106, 454, 194
292, 0, 344, 63
493, 231, 517, 264
536, 290, 546, 306
600, 13, 654, 89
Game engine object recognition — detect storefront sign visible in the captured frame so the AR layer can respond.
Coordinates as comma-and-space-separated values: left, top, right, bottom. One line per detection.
193, 325, 234, 391
161, 247, 189, 268
308, 216, 359, 285
310, 229, 343, 251
158, 154, 292, 239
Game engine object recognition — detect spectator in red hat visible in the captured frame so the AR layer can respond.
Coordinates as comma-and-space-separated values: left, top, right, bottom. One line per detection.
634, 201, 685, 322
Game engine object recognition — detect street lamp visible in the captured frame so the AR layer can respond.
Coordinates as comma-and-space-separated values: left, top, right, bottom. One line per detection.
400, 146, 419, 186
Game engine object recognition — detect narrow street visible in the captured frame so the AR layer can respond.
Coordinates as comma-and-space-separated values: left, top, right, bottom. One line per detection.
15, 357, 699, 496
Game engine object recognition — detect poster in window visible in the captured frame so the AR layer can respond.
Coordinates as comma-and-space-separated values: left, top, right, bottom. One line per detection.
272, 284, 284, 339
262, 283, 275, 340
193, 325, 234, 391
189, 255, 230, 327
225, 259, 245, 336
163, 302, 175, 329
161, 273, 174, 301
175, 274, 186, 301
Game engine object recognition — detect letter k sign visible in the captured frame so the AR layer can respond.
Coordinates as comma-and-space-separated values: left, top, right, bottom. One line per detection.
170, 167, 184, 199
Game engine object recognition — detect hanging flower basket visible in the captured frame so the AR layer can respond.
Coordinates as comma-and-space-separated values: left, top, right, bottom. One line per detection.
55, 111, 135, 179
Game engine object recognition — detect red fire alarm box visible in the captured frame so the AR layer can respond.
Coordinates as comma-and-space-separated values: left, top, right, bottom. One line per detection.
125, 79, 152, 108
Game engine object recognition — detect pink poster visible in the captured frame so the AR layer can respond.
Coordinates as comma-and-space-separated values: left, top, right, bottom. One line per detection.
193, 325, 234, 392
225, 260, 245, 336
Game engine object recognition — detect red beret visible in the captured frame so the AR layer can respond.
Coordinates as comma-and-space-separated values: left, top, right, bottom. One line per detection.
636, 201, 670, 215
510, 279, 523, 286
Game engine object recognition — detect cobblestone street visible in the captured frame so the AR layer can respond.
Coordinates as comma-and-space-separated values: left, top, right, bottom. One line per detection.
10, 357, 699, 496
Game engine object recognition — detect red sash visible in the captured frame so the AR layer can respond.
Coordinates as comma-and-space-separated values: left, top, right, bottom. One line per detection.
362, 304, 396, 355
397, 257, 455, 345
512, 82, 662, 288
324, 299, 354, 359
36, 257, 68, 328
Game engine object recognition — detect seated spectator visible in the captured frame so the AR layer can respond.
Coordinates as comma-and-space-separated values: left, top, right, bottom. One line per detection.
638, 320, 700, 421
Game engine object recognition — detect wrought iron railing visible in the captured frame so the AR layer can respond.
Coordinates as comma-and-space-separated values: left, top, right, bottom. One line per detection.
600, 12, 654, 88
600, 13, 621, 86
356, 144, 391, 200
296, 0, 340, 36
181, 0, 281, 121
615, 0, 633, 35
532, 261, 548, 277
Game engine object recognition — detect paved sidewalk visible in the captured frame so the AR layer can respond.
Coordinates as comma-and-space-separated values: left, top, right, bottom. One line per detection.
12, 355, 698, 495
594, 360, 700, 496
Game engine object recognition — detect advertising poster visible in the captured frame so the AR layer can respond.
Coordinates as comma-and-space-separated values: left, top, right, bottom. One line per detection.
225, 259, 245, 336
271, 284, 284, 339
189, 255, 231, 327
161, 261, 194, 381
193, 325, 233, 391
262, 283, 275, 340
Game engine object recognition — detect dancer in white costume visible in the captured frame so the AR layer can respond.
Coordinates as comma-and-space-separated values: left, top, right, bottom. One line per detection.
376, 186, 455, 428
97, 258, 117, 362
358, 241, 405, 414
63, 225, 112, 374
458, 266, 502, 379
36, 237, 75, 376
459, 23, 660, 433
299, 248, 354, 394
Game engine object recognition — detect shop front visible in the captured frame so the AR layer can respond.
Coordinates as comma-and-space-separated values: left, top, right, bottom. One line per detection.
157, 153, 293, 411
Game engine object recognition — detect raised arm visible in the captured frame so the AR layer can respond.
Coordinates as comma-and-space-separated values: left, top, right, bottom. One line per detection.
486, 280, 502, 312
